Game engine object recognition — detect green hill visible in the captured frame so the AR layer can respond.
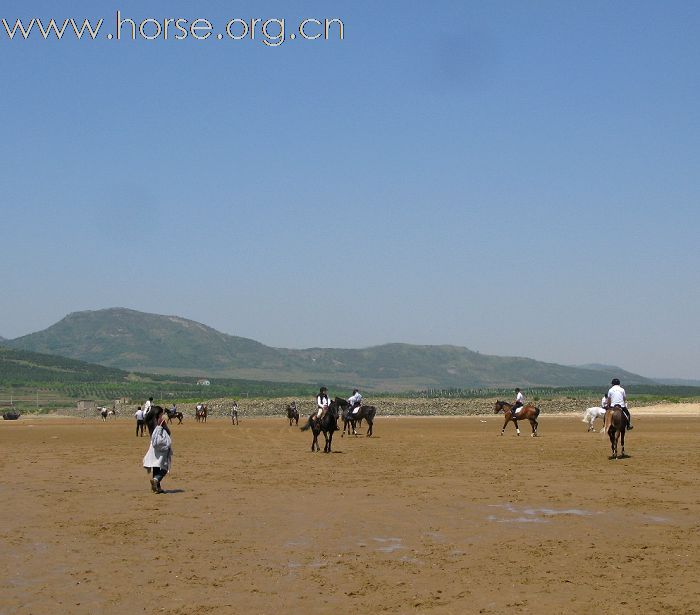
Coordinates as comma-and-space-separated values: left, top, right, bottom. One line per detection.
0, 345, 129, 384
5, 308, 654, 391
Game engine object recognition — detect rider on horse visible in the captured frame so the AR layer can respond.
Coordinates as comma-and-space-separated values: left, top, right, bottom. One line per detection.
347, 388, 362, 416
315, 387, 330, 424
512, 388, 525, 418
607, 378, 632, 429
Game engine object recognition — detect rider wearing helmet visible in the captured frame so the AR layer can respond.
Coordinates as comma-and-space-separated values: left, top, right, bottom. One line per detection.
315, 387, 330, 423
606, 378, 633, 429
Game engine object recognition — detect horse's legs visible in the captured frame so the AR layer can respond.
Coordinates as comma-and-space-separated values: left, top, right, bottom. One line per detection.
609, 429, 617, 459
529, 419, 537, 437
367, 419, 373, 437
620, 429, 625, 457
500, 418, 508, 435
513, 419, 520, 436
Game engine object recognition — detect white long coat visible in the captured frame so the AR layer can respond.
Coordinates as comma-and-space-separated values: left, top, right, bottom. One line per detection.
143, 428, 173, 471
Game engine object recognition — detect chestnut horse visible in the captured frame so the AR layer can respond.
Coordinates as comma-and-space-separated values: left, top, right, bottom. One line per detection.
493, 400, 540, 437
603, 405, 627, 459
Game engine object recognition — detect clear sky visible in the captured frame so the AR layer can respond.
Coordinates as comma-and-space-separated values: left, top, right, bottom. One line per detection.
1, 1, 699, 379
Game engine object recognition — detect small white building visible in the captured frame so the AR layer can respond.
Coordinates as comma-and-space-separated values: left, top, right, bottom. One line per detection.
197, 379, 211, 386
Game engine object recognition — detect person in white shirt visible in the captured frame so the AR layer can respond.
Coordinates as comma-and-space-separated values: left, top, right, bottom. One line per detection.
316, 387, 330, 422
512, 388, 525, 418
347, 389, 362, 415
606, 378, 632, 429
143, 397, 153, 418
134, 406, 145, 437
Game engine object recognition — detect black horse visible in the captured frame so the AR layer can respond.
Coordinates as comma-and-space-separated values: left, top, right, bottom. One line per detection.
287, 401, 299, 426
339, 397, 376, 437
300, 399, 340, 452
166, 408, 183, 424
145, 405, 170, 435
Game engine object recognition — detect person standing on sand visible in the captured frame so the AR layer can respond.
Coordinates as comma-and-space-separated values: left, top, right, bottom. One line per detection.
134, 406, 145, 437
143, 407, 173, 494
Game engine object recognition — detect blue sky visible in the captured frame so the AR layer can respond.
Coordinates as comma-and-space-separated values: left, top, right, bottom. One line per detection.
1, 1, 699, 379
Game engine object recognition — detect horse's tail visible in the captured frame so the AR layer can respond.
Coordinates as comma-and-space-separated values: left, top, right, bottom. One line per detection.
602, 408, 612, 437
366, 406, 377, 421
534, 406, 541, 419
300, 417, 312, 432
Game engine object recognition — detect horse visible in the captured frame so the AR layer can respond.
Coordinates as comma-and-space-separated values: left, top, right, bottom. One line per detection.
582, 407, 606, 432
338, 397, 376, 437
603, 405, 628, 459
99, 407, 116, 422
166, 408, 184, 424
231, 402, 239, 425
300, 399, 340, 453
286, 401, 299, 426
195, 404, 208, 423
145, 405, 168, 435
493, 400, 540, 437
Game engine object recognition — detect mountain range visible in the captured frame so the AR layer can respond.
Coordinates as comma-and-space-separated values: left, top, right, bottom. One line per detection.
3, 308, 654, 391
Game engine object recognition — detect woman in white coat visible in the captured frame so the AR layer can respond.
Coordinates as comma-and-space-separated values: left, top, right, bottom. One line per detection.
143, 406, 173, 493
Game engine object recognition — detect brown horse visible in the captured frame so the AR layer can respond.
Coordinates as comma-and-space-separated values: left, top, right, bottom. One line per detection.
603, 405, 627, 459
166, 408, 183, 424
195, 404, 208, 423
493, 400, 540, 437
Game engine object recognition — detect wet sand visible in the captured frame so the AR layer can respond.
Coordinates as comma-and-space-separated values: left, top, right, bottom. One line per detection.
1, 407, 699, 613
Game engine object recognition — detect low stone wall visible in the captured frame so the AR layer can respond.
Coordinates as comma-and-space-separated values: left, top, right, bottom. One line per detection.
40, 395, 672, 419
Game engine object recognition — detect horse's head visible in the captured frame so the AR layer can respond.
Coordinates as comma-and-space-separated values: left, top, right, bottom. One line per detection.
493, 400, 505, 414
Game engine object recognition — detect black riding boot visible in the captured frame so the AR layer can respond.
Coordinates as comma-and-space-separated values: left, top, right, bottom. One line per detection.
623, 408, 633, 429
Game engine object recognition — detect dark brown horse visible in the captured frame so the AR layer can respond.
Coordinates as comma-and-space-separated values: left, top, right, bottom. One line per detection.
286, 401, 299, 426
337, 397, 376, 437
603, 405, 627, 459
166, 408, 183, 424
493, 400, 540, 437
300, 400, 340, 452
145, 405, 168, 435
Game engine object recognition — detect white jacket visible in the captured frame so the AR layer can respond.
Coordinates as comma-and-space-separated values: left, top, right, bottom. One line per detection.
143, 426, 173, 470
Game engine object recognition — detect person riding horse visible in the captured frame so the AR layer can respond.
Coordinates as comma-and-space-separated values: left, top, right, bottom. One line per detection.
347, 388, 362, 417
607, 378, 632, 429
512, 388, 525, 418
314, 387, 331, 425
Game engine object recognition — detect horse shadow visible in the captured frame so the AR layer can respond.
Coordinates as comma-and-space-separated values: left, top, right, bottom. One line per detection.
159, 488, 186, 494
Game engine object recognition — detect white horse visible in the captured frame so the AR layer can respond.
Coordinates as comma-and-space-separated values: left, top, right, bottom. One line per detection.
582, 407, 606, 432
